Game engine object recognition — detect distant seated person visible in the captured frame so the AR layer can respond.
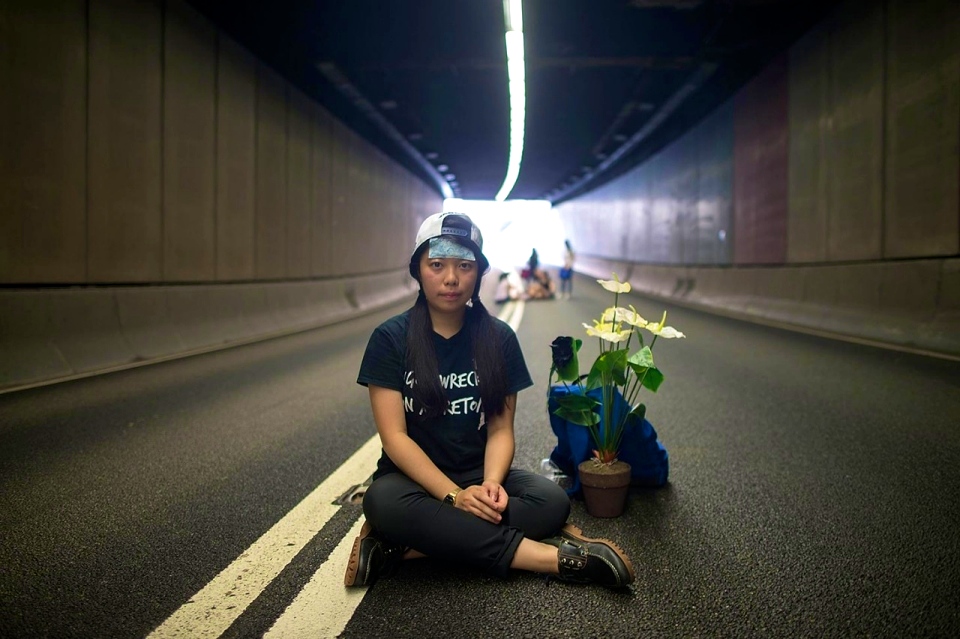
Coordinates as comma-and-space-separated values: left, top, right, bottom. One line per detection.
494, 270, 525, 304
527, 268, 556, 300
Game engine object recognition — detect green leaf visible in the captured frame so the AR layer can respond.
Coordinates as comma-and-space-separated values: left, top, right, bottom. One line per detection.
586, 349, 628, 388
554, 406, 600, 427
640, 367, 665, 392
584, 367, 603, 391
552, 392, 600, 428
628, 403, 646, 423
628, 346, 654, 369
554, 394, 600, 412
626, 361, 647, 379
554, 358, 580, 382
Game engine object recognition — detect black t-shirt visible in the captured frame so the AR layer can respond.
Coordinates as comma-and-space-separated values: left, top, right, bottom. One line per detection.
357, 309, 533, 477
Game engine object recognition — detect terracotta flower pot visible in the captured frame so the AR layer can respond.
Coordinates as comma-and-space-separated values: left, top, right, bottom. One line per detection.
578, 459, 631, 518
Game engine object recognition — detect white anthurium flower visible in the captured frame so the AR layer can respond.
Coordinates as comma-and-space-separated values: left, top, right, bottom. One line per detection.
583, 321, 633, 343
597, 273, 632, 294
644, 311, 685, 339
602, 305, 648, 328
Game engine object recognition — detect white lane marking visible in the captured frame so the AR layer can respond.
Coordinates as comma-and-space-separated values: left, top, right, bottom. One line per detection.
498, 299, 525, 333
497, 300, 515, 324
263, 517, 367, 639
509, 300, 525, 333
148, 435, 381, 639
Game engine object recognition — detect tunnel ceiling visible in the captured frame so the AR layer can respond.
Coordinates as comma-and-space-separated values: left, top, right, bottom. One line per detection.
188, 0, 838, 203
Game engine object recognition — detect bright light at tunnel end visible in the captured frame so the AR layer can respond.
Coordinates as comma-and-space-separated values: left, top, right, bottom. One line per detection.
443, 198, 559, 272
495, 0, 525, 202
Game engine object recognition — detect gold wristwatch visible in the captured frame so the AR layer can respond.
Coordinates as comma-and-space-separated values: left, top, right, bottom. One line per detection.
443, 488, 462, 506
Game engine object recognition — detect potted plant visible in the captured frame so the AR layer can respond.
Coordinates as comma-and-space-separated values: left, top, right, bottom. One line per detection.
549, 273, 684, 517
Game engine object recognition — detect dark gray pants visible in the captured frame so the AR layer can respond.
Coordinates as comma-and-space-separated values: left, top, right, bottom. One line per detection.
362, 467, 570, 578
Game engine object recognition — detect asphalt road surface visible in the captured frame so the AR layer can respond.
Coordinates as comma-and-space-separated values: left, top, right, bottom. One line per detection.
2, 274, 959, 638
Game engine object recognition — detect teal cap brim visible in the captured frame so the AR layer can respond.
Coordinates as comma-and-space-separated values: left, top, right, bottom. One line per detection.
428, 237, 475, 261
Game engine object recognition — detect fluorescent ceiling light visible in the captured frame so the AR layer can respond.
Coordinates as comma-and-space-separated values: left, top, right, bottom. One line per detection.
495, 0, 525, 202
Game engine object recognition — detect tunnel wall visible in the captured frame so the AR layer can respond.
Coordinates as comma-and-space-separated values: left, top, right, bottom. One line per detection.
558, 0, 960, 357
0, 0, 440, 391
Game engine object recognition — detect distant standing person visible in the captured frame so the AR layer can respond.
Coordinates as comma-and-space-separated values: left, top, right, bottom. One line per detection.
559, 240, 575, 299
526, 249, 539, 284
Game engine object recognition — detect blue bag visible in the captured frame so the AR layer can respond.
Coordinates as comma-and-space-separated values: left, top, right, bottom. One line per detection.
547, 384, 669, 496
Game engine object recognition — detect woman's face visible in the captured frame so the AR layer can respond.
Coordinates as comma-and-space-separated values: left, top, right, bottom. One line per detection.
418, 251, 478, 315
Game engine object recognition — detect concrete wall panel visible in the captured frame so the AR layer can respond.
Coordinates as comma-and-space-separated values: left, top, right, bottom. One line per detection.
0, 292, 76, 382
387, 160, 413, 267
0, 270, 419, 390
639, 173, 655, 262
608, 186, 631, 260
624, 171, 651, 262
696, 100, 734, 265
733, 55, 789, 265
215, 37, 256, 280
807, 262, 882, 310
354, 144, 379, 261
0, 289, 130, 382
166, 285, 258, 350
162, 0, 216, 281
398, 177, 411, 258
115, 286, 186, 358
355, 142, 390, 269
562, 101, 734, 268
878, 260, 940, 315
648, 155, 674, 263
328, 119, 352, 272
364, 150, 381, 254
380, 163, 400, 265
0, 0, 87, 283
310, 104, 332, 276
564, 200, 584, 258
414, 179, 442, 253
87, 0, 163, 281
941, 259, 960, 312
51, 290, 133, 371
754, 268, 806, 303
883, 0, 960, 257
286, 88, 312, 277
384, 158, 408, 267
826, 1, 883, 260
342, 128, 364, 260
591, 194, 610, 259
254, 63, 287, 278
387, 164, 405, 263
673, 133, 699, 263
654, 145, 681, 263
788, 26, 830, 262
614, 179, 635, 260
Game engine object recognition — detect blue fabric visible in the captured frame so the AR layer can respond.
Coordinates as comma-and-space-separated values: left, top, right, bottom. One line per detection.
547, 384, 669, 496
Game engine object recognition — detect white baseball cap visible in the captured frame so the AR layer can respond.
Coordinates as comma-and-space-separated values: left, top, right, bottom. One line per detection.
410, 212, 488, 274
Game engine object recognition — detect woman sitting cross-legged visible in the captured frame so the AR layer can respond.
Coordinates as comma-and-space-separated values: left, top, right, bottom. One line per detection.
344, 212, 634, 589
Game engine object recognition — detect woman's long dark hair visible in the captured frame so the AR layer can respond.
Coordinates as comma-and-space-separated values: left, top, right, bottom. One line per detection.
406, 243, 510, 420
